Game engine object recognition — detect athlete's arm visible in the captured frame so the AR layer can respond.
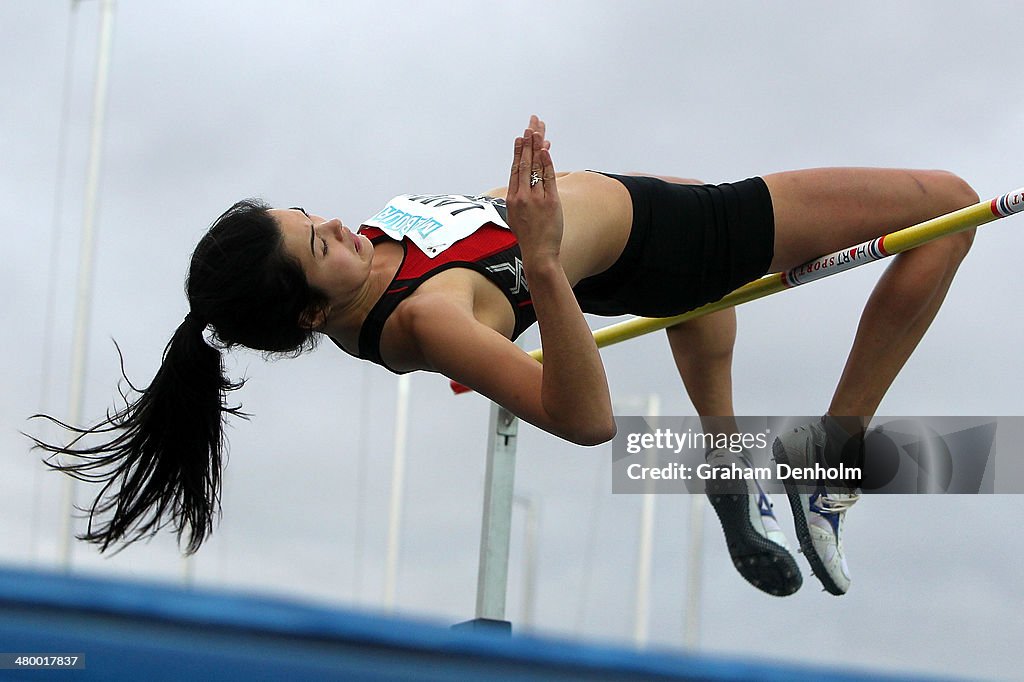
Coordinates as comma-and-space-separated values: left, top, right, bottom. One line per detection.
408, 296, 612, 444
413, 118, 615, 444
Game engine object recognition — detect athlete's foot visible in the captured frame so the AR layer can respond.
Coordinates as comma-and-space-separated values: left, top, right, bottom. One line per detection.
772, 418, 860, 595
705, 447, 802, 596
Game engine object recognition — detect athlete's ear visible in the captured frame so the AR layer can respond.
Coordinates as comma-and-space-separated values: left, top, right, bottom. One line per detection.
299, 303, 330, 331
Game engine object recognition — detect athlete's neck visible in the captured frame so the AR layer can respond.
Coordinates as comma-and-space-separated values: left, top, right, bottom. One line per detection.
321, 244, 401, 346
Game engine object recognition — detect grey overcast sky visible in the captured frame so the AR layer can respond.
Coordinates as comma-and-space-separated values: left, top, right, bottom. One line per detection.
3, 1, 1023, 679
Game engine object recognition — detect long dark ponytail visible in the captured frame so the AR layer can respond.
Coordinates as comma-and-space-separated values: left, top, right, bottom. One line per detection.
29, 199, 329, 554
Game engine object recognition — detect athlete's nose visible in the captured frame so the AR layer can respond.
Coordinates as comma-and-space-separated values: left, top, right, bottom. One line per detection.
319, 218, 344, 240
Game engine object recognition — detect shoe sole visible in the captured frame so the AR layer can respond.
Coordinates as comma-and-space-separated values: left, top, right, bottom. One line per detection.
706, 478, 802, 597
772, 438, 846, 596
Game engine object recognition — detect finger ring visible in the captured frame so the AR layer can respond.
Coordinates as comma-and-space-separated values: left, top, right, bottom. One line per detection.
530, 170, 543, 187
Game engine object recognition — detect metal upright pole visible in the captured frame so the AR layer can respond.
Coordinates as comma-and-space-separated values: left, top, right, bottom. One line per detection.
633, 394, 659, 647
684, 495, 705, 649
59, 0, 116, 570
514, 493, 538, 630
383, 374, 411, 610
34, 0, 83, 565
181, 553, 195, 588
473, 402, 518, 625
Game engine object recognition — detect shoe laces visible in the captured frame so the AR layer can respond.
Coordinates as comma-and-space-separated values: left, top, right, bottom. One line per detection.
816, 491, 860, 514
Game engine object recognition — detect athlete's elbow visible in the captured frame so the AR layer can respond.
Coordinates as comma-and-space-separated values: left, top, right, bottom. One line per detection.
567, 417, 617, 446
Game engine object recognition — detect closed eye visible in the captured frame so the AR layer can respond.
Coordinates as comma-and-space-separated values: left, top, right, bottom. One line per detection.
293, 207, 318, 259
296, 210, 329, 257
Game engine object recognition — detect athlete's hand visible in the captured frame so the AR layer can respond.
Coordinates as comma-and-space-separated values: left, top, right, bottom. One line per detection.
529, 114, 552, 152
506, 115, 562, 266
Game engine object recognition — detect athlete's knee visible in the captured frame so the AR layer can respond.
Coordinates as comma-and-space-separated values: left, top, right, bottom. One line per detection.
922, 170, 977, 262
920, 224, 975, 271
947, 225, 976, 263
923, 169, 980, 211
665, 310, 737, 359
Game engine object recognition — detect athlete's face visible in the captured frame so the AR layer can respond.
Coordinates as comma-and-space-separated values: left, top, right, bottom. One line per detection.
272, 207, 374, 315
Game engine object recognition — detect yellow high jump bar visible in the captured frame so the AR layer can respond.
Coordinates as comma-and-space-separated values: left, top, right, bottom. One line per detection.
452, 187, 1024, 392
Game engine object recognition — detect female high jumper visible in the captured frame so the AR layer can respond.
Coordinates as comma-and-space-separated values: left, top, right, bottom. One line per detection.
34, 116, 978, 597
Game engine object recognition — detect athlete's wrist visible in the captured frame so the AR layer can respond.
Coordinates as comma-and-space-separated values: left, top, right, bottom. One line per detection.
520, 252, 563, 282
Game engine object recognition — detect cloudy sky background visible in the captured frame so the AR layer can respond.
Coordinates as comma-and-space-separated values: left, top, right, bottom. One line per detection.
3, 1, 1023, 679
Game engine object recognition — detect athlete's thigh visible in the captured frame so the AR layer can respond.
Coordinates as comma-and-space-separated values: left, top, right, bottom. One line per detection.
763, 167, 974, 272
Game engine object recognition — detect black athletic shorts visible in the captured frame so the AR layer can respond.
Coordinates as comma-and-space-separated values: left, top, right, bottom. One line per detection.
572, 172, 775, 317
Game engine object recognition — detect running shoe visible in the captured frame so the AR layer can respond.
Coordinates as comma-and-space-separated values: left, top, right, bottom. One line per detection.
705, 447, 802, 596
772, 418, 860, 596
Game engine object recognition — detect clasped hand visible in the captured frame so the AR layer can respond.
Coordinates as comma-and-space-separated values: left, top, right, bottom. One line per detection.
506, 115, 563, 265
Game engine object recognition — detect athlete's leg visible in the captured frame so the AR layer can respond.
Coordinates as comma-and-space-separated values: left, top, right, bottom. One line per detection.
667, 306, 803, 596
763, 167, 978, 421
629, 174, 740, 428
646, 175, 800, 596
764, 167, 977, 595
666, 308, 736, 429
618, 174, 739, 425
